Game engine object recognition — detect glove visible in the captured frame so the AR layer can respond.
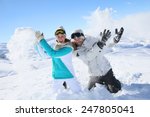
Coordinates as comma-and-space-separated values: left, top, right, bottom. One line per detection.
97, 29, 111, 49
113, 27, 124, 43
35, 31, 44, 41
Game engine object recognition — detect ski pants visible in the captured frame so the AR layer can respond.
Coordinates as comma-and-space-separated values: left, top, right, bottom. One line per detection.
88, 69, 121, 93
52, 78, 82, 93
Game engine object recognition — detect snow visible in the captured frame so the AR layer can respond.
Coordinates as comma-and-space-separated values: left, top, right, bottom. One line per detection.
1, 9, 150, 100
84, 7, 150, 43
0, 27, 150, 100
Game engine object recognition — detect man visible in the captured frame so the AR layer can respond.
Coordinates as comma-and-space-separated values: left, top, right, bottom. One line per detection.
71, 28, 124, 93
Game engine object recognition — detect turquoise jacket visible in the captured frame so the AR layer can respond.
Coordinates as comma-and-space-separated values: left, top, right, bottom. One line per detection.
39, 39, 75, 79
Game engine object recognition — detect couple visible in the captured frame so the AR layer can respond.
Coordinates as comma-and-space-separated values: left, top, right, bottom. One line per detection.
35, 26, 124, 94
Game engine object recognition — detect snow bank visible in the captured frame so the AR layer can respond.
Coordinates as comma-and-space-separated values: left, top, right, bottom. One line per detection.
0, 43, 8, 59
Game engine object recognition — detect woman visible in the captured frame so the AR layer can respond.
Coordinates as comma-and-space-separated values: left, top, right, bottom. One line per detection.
35, 26, 81, 93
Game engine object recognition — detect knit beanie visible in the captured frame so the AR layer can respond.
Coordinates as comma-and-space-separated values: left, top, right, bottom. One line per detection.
55, 26, 66, 35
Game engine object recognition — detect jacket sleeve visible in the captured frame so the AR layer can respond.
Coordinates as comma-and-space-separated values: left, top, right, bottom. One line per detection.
39, 39, 72, 58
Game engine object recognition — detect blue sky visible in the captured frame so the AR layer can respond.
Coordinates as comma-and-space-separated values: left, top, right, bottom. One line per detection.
0, 0, 150, 42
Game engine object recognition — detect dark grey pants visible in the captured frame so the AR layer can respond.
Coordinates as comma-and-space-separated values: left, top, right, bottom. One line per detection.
88, 69, 121, 93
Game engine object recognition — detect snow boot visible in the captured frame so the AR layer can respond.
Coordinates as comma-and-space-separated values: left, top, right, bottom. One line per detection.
63, 81, 67, 89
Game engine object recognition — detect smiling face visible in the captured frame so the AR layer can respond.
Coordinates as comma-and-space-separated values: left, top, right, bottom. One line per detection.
56, 34, 66, 43
71, 32, 85, 46
72, 36, 84, 46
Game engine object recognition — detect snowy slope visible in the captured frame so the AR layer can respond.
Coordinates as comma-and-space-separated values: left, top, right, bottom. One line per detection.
0, 43, 15, 78
0, 28, 150, 100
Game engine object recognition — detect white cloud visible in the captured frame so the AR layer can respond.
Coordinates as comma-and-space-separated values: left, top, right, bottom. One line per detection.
84, 7, 150, 43
120, 12, 150, 42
